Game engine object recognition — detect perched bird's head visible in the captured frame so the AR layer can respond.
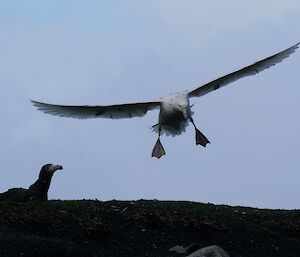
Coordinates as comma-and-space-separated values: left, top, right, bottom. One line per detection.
39, 164, 63, 179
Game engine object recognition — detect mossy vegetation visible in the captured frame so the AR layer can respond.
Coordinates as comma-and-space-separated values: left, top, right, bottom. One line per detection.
0, 200, 299, 257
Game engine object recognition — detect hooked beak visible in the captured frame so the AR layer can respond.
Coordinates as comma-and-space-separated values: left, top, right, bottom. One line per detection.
178, 104, 189, 119
52, 164, 63, 172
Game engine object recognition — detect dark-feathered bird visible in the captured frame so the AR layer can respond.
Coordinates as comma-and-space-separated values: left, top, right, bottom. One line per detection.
0, 164, 63, 202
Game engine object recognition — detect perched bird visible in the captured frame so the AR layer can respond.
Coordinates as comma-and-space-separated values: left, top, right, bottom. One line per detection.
0, 164, 63, 202
169, 244, 230, 257
32, 43, 299, 159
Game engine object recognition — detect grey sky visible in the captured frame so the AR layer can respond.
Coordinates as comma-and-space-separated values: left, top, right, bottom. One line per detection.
1, 1, 300, 209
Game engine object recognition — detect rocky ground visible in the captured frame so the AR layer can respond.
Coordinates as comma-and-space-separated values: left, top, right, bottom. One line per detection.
0, 200, 299, 257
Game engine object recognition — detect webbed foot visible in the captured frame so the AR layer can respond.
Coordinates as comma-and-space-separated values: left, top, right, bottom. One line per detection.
151, 138, 166, 159
195, 128, 210, 147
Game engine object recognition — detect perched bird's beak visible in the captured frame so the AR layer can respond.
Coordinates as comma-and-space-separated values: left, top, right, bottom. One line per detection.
52, 165, 63, 172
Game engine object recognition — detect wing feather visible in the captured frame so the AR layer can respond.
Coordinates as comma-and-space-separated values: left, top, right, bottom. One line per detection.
31, 100, 161, 119
188, 42, 299, 98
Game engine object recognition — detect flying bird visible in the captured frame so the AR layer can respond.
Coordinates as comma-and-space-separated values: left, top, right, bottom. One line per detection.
32, 43, 299, 159
0, 164, 63, 202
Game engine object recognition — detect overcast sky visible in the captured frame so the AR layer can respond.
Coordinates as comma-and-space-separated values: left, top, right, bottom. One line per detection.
1, 1, 300, 209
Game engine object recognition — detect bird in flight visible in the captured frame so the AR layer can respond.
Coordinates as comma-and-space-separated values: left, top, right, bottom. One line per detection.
32, 43, 299, 159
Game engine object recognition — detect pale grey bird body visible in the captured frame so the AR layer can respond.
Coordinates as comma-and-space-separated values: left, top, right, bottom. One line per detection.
32, 43, 299, 158
155, 92, 191, 136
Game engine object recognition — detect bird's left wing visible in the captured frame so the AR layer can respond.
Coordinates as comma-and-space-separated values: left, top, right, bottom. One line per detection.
31, 100, 161, 119
188, 42, 299, 98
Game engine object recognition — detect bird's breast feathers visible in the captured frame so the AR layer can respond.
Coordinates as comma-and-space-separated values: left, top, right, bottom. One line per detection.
160, 92, 191, 119
157, 92, 192, 136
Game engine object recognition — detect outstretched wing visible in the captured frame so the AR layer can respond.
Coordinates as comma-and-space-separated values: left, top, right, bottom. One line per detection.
188, 42, 299, 98
32, 100, 161, 119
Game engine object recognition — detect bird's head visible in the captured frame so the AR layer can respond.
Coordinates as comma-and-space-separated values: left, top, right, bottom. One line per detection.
39, 164, 63, 179
176, 98, 191, 119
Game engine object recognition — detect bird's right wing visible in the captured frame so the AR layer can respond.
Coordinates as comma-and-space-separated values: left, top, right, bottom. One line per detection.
31, 100, 161, 119
188, 42, 299, 98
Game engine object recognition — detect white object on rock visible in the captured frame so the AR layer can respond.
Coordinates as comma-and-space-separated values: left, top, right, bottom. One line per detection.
169, 242, 201, 254
185, 245, 230, 257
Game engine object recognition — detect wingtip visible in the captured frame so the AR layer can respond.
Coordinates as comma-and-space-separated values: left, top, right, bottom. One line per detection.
291, 42, 300, 50
30, 99, 40, 107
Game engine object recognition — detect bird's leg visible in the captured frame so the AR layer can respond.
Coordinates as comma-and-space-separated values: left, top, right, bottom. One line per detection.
151, 126, 166, 159
190, 118, 210, 147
